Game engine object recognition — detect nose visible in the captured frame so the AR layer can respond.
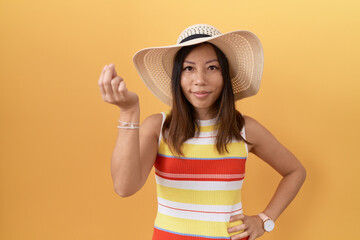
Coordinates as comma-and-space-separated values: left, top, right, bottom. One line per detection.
194, 70, 207, 85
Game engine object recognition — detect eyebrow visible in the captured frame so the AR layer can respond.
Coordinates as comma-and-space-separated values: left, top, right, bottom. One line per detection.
206, 59, 219, 64
183, 59, 219, 65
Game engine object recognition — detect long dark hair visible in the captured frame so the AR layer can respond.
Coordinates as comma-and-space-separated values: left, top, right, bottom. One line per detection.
162, 42, 250, 156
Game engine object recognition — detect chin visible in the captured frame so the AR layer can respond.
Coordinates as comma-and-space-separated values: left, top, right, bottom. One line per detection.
192, 103, 214, 110
186, 97, 217, 111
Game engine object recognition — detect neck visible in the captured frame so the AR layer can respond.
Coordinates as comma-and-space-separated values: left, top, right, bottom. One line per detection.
194, 108, 217, 120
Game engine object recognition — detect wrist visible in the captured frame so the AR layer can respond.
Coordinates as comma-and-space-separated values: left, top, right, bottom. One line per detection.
119, 107, 140, 124
258, 212, 275, 232
119, 102, 140, 114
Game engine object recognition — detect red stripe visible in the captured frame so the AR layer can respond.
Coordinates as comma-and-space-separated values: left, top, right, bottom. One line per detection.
155, 155, 246, 174
152, 227, 249, 240
158, 203, 242, 214
193, 136, 216, 138
155, 172, 244, 182
152, 227, 226, 240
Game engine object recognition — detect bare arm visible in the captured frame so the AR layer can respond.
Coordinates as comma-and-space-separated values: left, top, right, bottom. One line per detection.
110, 112, 162, 197
228, 115, 306, 240
246, 115, 307, 220
98, 64, 161, 197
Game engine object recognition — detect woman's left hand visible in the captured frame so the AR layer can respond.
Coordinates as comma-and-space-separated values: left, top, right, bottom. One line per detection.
227, 214, 265, 240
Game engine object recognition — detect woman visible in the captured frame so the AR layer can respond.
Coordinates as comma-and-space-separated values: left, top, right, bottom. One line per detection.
98, 24, 306, 240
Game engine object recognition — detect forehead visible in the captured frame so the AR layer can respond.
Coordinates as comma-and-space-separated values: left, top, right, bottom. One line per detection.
185, 43, 218, 61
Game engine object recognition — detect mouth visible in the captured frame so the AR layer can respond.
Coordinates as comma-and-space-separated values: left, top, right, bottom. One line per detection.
192, 91, 211, 98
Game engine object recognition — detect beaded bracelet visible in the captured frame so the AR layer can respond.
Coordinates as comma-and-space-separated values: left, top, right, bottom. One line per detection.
117, 120, 140, 129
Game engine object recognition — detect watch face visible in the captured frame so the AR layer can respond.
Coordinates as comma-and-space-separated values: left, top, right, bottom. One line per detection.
264, 219, 275, 232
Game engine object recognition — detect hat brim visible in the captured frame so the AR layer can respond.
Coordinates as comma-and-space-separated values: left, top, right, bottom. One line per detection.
133, 30, 264, 106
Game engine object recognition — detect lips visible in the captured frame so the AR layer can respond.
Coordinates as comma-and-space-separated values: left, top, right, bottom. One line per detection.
192, 91, 211, 98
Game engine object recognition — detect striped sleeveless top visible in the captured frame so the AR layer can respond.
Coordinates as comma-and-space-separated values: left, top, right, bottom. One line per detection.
152, 112, 249, 240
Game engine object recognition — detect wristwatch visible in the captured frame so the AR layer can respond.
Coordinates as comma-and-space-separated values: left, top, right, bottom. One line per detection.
258, 213, 275, 232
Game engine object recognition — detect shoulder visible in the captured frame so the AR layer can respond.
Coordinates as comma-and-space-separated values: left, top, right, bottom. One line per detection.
242, 115, 259, 130
242, 115, 276, 153
242, 114, 264, 137
143, 113, 164, 124
140, 113, 164, 139
242, 115, 304, 177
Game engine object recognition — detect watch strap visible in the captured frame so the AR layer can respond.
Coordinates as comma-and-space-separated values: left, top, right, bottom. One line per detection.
258, 213, 271, 222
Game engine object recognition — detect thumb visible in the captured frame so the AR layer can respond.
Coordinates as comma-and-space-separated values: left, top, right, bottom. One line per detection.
113, 67, 118, 78
118, 80, 128, 94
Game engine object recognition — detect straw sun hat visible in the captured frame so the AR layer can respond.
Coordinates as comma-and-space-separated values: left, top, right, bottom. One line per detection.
133, 24, 264, 106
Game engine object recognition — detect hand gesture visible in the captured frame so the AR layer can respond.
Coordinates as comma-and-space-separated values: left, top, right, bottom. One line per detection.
98, 64, 139, 112
227, 214, 265, 240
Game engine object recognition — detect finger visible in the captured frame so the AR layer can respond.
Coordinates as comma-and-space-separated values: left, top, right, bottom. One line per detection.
118, 79, 127, 92
230, 214, 245, 222
103, 64, 114, 96
107, 63, 117, 77
98, 65, 107, 84
248, 235, 257, 240
110, 64, 118, 78
231, 231, 248, 240
98, 65, 107, 99
111, 76, 122, 99
228, 223, 247, 233
118, 80, 131, 100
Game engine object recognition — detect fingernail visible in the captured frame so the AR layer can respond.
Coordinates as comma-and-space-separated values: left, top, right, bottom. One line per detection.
102, 65, 107, 71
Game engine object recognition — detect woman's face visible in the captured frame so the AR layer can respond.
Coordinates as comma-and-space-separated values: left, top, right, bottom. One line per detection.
180, 44, 224, 118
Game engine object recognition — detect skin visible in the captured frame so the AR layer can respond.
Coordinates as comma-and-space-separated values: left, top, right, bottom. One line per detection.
98, 45, 306, 240
180, 44, 223, 120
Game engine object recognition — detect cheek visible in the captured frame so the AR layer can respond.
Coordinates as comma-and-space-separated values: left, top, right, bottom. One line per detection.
180, 80, 186, 94
180, 76, 190, 93
216, 77, 224, 93
216, 85, 224, 98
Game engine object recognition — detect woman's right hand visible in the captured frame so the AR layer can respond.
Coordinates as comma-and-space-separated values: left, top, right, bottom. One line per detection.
98, 64, 139, 112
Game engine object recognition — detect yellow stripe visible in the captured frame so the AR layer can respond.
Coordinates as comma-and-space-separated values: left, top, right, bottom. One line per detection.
196, 124, 218, 132
155, 212, 244, 237
162, 111, 217, 133
159, 140, 247, 158
228, 220, 245, 237
157, 185, 241, 205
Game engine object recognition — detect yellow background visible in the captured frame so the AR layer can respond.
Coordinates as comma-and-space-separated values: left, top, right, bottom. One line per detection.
1, 0, 359, 239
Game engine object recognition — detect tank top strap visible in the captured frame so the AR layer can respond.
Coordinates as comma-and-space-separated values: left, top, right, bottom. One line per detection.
240, 113, 249, 155
158, 112, 167, 149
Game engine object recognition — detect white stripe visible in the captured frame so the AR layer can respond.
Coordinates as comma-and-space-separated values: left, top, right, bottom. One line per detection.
158, 197, 242, 213
158, 202, 243, 222
155, 175, 243, 190
155, 169, 245, 180
195, 130, 218, 137
184, 130, 217, 144
196, 118, 217, 126
184, 137, 216, 145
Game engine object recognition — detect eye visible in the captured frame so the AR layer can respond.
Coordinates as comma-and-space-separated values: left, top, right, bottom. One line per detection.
183, 66, 193, 71
208, 65, 219, 71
